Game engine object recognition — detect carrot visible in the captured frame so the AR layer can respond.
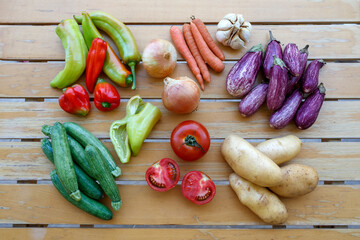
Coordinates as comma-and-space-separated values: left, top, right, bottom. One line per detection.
182, 23, 211, 84
190, 22, 225, 73
191, 16, 225, 61
170, 26, 204, 90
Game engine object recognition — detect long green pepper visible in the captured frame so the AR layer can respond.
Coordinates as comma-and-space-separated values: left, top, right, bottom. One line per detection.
74, 11, 141, 90
50, 19, 88, 89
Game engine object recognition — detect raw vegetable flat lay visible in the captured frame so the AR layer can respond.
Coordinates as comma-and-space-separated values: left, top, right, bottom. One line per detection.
0, 1, 359, 239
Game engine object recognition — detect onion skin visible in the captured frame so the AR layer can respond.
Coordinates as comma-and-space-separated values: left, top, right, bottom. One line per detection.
238, 83, 268, 117
301, 59, 326, 94
286, 45, 309, 95
264, 30, 282, 79
142, 39, 177, 78
267, 57, 288, 111
269, 89, 303, 129
226, 44, 263, 97
295, 83, 326, 130
162, 76, 200, 114
283, 43, 301, 77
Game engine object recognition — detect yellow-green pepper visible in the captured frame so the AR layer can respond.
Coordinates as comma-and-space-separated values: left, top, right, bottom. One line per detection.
50, 19, 88, 89
110, 96, 161, 163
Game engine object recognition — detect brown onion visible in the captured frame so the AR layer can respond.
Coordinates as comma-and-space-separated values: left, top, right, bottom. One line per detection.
162, 76, 200, 114
142, 39, 177, 78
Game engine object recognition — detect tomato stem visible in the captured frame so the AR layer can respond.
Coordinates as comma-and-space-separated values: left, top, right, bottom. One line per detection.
184, 135, 205, 153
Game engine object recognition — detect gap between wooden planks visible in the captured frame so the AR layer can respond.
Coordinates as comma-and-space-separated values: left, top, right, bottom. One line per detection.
0, 62, 359, 99
0, 184, 359, 225
1, 141, 359, 181
0, 0, 359, 24
1, 228, 359, 240
1, 25, 359, 60
0, 101, 359, 139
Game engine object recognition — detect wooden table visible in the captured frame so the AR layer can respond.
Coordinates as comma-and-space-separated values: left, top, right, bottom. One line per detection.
0, 0, 359, 239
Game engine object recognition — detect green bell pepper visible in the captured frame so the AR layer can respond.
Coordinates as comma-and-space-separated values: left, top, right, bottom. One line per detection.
110, 96, 162, 163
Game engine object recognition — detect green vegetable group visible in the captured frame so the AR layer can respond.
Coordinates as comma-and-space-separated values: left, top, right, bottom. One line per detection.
41, 122, 122, 220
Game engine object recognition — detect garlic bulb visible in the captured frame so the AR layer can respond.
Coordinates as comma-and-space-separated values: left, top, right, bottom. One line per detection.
216, 13, 252, 49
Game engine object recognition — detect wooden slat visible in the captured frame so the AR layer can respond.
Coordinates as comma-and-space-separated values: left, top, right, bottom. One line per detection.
0, 101, 359, 139
0, 0, 359, 24
1, 25, 359, 61
0, 184, 359, 225
1, 228, 359, 240
1, 142, 359, 181
0, 62, 359, 99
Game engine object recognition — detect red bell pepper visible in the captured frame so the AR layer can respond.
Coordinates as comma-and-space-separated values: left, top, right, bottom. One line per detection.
86, 38, 107, 93
59, 84, 91, 116
94, 79, 120, 111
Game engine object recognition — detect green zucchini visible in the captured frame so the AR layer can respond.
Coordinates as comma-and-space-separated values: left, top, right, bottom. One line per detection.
41, 138, 104, 200
85, 144, 122, 211
63, 122, 121, 177
42, 124, 95, 177
50, 169, 112, 220
51, 122, 80, 201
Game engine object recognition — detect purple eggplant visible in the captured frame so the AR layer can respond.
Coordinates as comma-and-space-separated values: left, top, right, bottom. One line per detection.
263, 30, 282, 79
301, 59, 326, 94
226, 44, 263, 97
295, 83, 326, 130
239, 83, 268, 117
269, 89, 303, 129
267, 56, 288, 111
283, 43, 301, 77
286, 45, 309, 95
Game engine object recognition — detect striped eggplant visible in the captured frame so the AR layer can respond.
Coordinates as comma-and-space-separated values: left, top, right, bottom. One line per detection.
286, 45, 309, 95
301, 59, 326, 94
295, 83, 326, 130
226, 44, 263, 97
238, 83, 268, 117
269, 89, 303, 129
263, 30, 282, 79
283, 43, 301, 77
267, 56, 288, 111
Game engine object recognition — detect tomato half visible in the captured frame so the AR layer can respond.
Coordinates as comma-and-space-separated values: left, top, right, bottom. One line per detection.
145, 158, 180, 192
181, 171, 216, 205
170, 120, 210, 161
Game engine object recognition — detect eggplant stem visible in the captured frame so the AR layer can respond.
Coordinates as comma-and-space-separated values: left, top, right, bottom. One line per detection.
319, 83, 326, 94
300, 45, 310, 55
268, 30, 280, 44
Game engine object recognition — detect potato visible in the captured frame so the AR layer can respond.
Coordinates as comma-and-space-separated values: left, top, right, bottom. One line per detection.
221, 135, 282, 187
269, 164, 319, 198
256, 135, 302, 165
229, 173, 288, 224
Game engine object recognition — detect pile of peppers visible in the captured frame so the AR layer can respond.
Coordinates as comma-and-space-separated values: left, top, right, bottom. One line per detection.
50, 11, 141, 90
110, 96, 162, 163
74, 11, 141, 90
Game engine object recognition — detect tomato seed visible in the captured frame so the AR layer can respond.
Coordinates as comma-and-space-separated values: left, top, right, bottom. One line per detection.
195, 187, 211, 201
149, 175, 165, 188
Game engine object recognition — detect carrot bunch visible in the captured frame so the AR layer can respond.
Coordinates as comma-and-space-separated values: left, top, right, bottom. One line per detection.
170, 17, 225, 90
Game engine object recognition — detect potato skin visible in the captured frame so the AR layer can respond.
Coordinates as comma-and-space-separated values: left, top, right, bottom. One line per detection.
256, 135, 302, 165
221, 135, 282, 187
269, 164, 319, 198
229, 173, 288, 224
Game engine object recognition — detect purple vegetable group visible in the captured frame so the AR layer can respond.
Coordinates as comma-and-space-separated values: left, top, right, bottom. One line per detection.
225, 30, 326, 130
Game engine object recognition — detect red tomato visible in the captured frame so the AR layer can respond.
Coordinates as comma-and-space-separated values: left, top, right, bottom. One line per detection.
181, 171, 216, 205
145, 158, 180, 192
170, 120, 210, 161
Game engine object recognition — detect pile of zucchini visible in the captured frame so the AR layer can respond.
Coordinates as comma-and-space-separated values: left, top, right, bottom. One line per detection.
41, 122, 122, 220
